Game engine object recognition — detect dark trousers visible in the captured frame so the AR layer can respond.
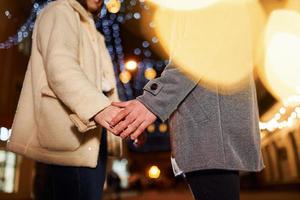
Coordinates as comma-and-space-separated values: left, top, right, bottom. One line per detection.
34, 130, 108, 200
185, 169, 240, 200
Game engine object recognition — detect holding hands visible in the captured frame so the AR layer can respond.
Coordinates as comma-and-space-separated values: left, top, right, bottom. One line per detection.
94, 100, 157, 144
110, 100, 157, 140
93, 105, 123, 133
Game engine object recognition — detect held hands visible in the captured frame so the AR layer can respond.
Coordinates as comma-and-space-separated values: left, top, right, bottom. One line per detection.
93, 105, 123, 133
110, 100, 157, 140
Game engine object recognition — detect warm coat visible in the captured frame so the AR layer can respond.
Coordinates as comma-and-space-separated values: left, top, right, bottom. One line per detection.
138, 64, 264, 173
6, 0, 122, 168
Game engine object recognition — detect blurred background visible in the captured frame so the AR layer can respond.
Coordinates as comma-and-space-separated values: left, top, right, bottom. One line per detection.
1, 0, 300, 199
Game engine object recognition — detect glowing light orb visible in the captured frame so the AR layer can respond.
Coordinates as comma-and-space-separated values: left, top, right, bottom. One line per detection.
263, 10, 300, 104
125, 60, 138, 71
150, 0, 265, 92
119, 71, 132, 84
106, 0, 121, 13
158, 123, 168, 133
148, 165, 161, 179
144, 68, 157, 80
147, 124, 155, 133
149, 0, 220, 10
0, 127, 11, 141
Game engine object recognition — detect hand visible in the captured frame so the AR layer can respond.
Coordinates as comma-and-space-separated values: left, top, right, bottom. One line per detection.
93, 105, 122, 132
110, 100, 157, 140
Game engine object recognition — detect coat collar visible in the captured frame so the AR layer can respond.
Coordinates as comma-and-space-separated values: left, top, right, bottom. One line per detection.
67, 0, 93, 22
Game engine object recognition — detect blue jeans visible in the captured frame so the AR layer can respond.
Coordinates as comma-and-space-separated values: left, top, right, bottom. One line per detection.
35, 130, 108, 200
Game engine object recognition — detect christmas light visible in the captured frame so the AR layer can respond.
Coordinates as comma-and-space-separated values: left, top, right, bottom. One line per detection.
260, 105, 300, 132
1, 0, 168, 134
0, 1, 51, 49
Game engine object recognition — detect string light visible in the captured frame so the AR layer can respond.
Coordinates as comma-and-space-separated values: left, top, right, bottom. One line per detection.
0, 1, 51, 49
1, 0, 169, 134
260, 105, 300, 132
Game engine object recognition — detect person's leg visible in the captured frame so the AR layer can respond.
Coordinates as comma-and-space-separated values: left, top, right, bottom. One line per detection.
34, 162, 53, 200
77, 130, 108, 200
185, 169, 240, 200
40, 130, 108, 200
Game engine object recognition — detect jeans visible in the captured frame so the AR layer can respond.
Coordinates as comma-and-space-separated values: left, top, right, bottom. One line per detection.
34, 130, 108, 200
185, 169, 240, 200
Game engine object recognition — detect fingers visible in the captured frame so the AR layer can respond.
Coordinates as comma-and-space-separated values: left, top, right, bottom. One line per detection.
112, 113, 136, 135
130, 121, 150, 140
120, 119, 143, 139
112, 101, 131, 108
110, 108, 131, 126
101, 120, 115, 133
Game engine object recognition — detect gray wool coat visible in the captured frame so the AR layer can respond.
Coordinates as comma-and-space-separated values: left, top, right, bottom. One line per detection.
137, 64, 265, 173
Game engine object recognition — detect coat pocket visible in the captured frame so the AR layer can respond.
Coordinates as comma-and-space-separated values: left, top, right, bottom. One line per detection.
37, 86, 84, 151
176, 90, 210, 125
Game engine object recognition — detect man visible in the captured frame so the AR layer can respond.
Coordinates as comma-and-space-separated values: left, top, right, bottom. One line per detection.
110, 1, 265, 198
110, 62, 264, 200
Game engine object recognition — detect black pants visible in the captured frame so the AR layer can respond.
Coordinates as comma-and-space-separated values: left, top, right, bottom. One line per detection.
185, 169, 240, 200
34, 130, 108, 200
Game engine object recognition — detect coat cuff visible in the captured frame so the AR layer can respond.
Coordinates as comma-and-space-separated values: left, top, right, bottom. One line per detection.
74, 92, 111, 125
71, 93, 111, 132
137, 92, 171, 122
69, 114, 97, 133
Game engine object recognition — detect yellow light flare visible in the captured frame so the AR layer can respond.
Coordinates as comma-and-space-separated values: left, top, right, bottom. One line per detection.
147, 124, 155, 133
261, 10, 300, 105
159, 123, 168, 133
144, 68, 157, 80
119, 70, 132, 84
125, 60, 138, 71
148, 165, 161, 179
149, 0, 221, 10
106, 0, 121, 13
149, 0, 265, 93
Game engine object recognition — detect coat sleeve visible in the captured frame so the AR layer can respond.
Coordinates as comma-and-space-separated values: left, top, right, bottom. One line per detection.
137, 63, 200, 122
36, 5, 111, 131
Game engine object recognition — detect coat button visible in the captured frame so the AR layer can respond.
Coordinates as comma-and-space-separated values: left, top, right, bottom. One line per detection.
150, 83, 158, 90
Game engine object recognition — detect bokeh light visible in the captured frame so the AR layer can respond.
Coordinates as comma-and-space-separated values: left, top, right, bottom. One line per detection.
146, 124, 155, 133
106, 0, 121, 13
158, 123, 168, 133
150, 0, 265, 92
261, 10, 300, 105
144, 68, 157, 80
119, 70, 132, 84
125, 60, 138, 71
148, 165, 161, 179
149, 0, 221, 10
0, 127, 11, 141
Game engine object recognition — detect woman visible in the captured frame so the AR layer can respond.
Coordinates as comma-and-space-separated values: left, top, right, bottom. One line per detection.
6, 0, 122, 199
